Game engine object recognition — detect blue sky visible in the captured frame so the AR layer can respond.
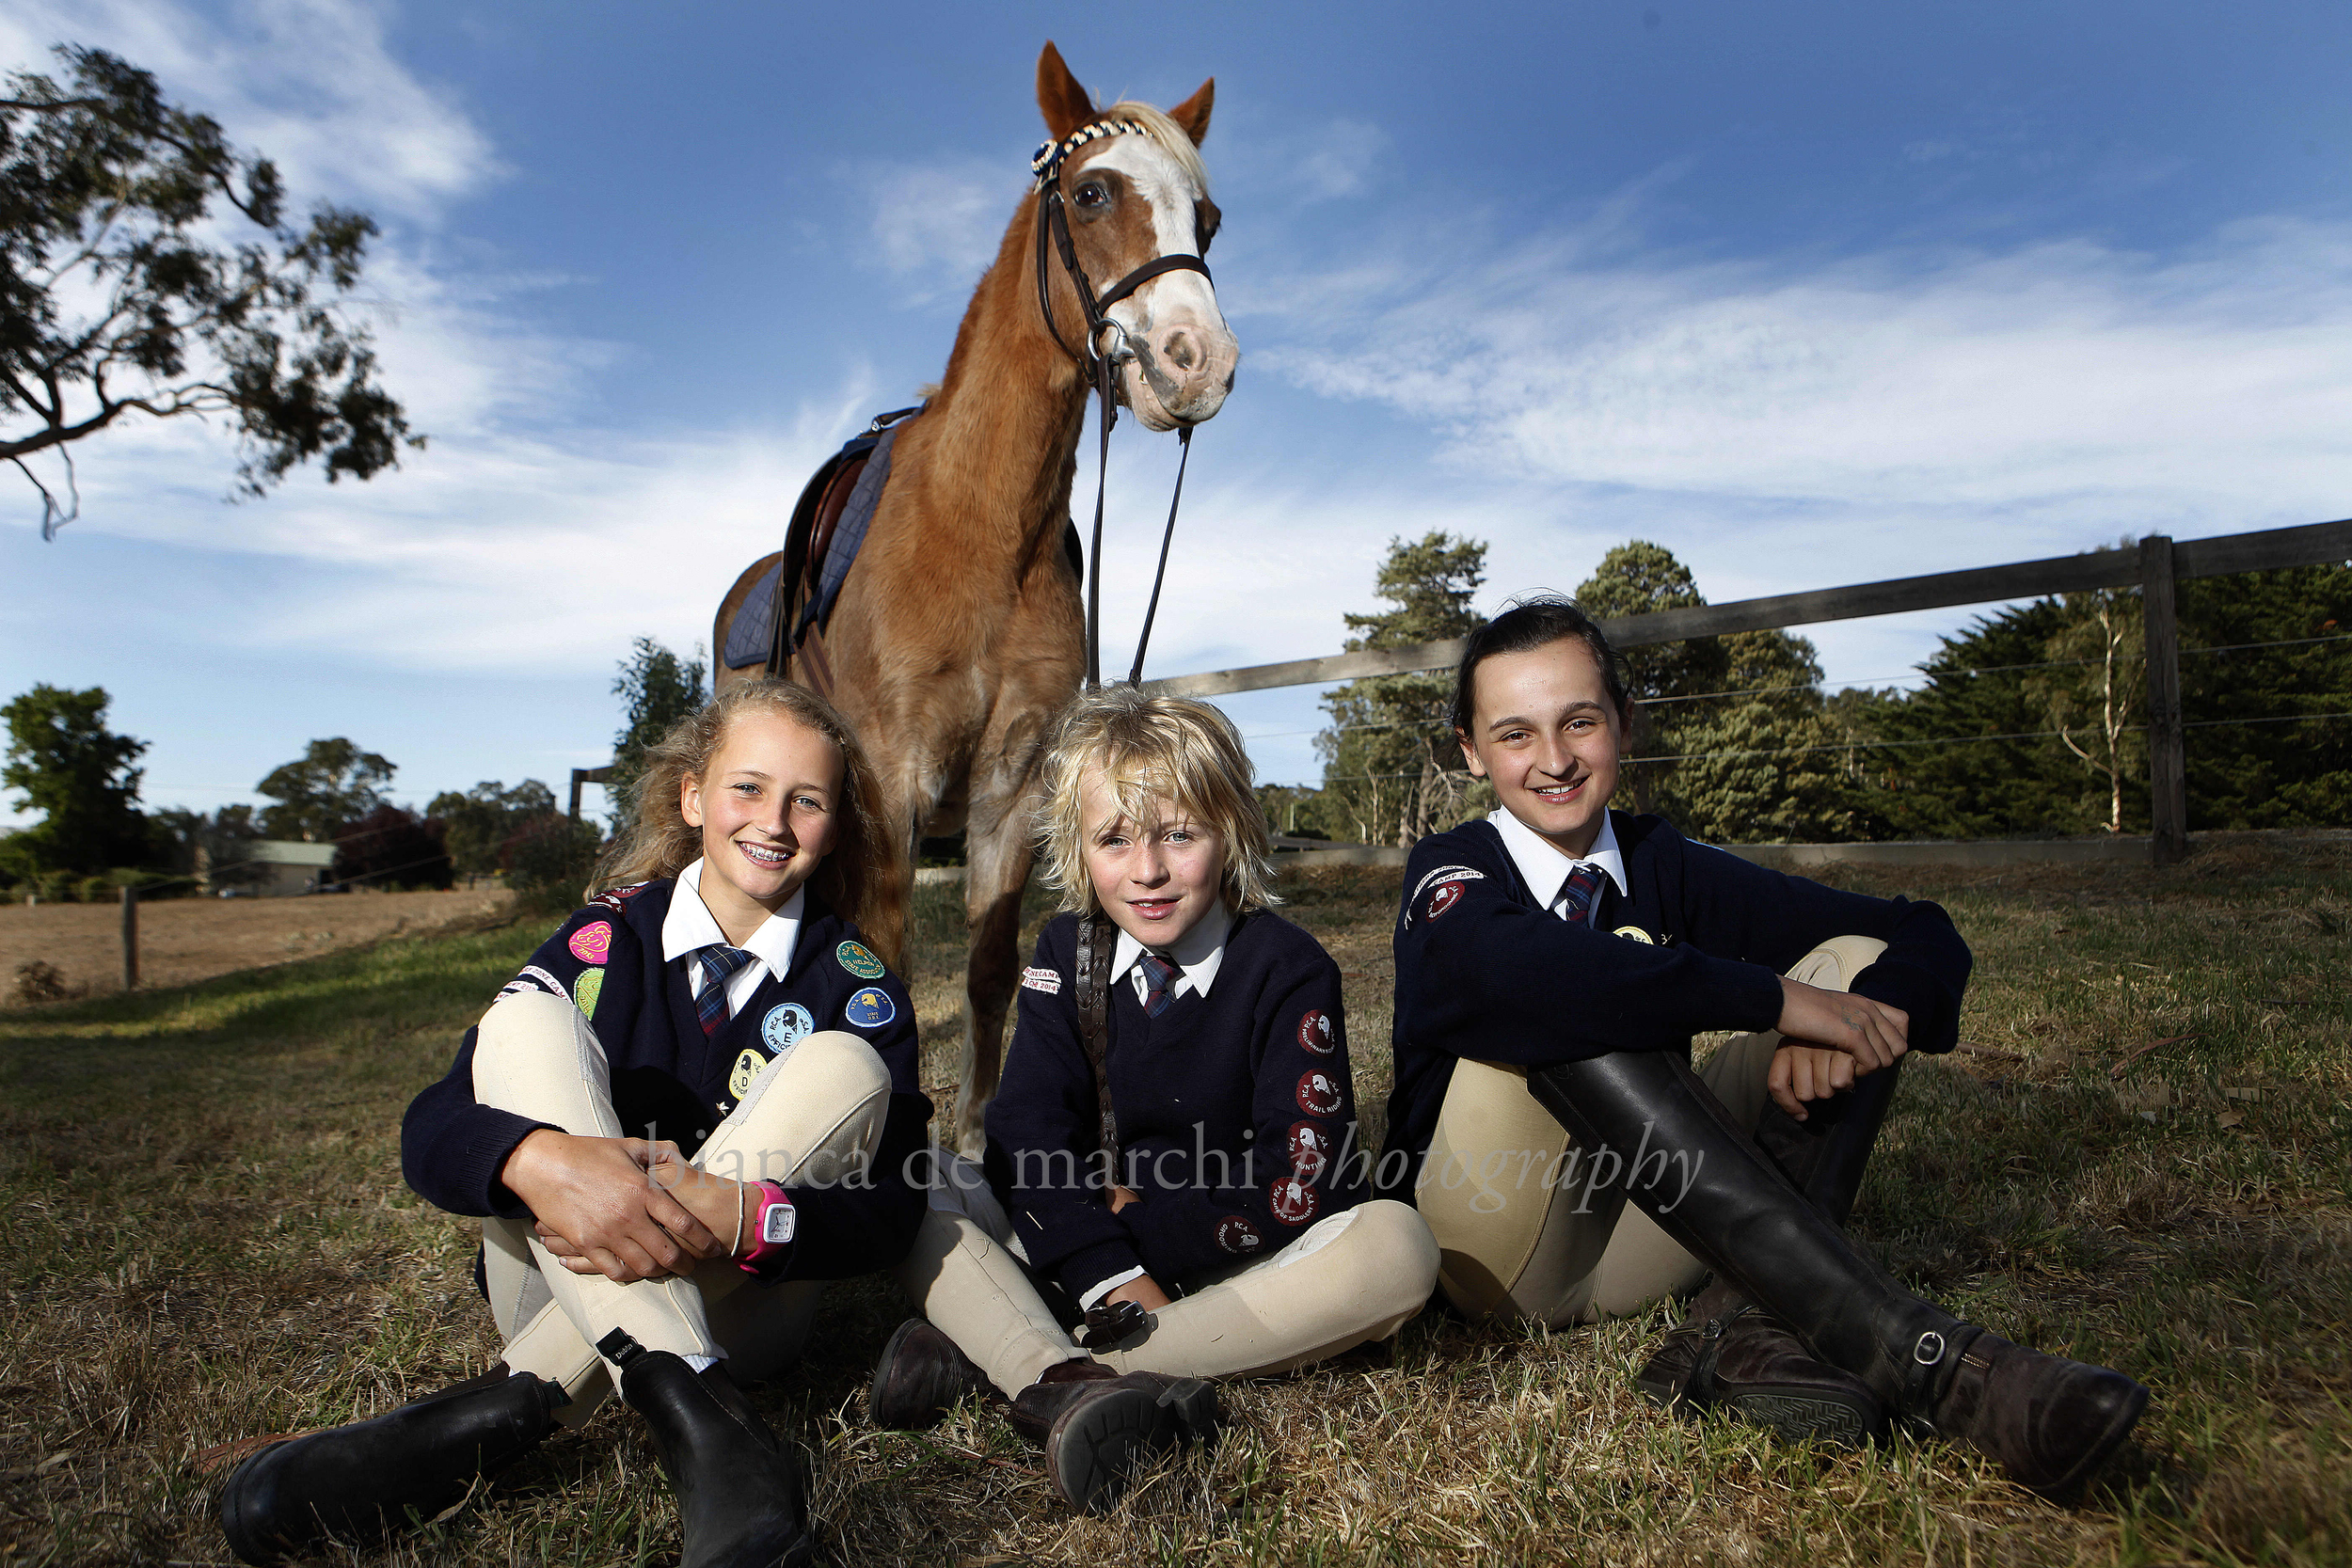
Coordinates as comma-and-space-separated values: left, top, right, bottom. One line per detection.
3, 0, 2347, 827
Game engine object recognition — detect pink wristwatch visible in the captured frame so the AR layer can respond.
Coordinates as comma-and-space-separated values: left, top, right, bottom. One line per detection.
738, 1180, 796, 1275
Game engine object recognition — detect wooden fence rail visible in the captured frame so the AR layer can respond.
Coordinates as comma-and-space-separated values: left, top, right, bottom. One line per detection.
1145, 515, 2352, 867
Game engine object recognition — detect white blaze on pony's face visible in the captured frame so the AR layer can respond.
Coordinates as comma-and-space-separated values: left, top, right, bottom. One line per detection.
1066, 128, 1237, 431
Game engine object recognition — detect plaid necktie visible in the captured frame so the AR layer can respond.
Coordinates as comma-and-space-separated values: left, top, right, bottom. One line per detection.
694, 944, 756, 1036
1558, 864, 1606, 927
1138, 951, 1181, 1018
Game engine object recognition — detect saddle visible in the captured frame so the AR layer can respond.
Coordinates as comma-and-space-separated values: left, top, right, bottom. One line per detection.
722, 406, 920, 701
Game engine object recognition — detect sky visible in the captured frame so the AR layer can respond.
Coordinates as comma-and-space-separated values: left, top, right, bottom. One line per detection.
2, 0, 2347, 828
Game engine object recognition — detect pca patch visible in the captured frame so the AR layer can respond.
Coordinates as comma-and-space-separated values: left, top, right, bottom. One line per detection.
1613, 925, 1657, 944
572, 966, 604, 1021
843, 987, 898, 1028
592, 880, 650, 914
1295, 1009, 1336, 1054
1020, 966, 1062, 996
1295, 1069, 1343, 1117
567, 921, 613, 965
729, 1047, 770, 1099
1268, 1176, 1319, 1227
1215, 1215, 1263, 1255
1426, 881, 1466, 922
761, 1002, 815, 1053
835, 941, 885, 979
1287, 1121, 1334, 1178
1408, 863, 1486, 905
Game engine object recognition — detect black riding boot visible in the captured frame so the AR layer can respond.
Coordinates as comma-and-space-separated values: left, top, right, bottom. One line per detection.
1531, 1052, 2147, 1499
607, 1333, 811, 1568
1750, 1055, 1906, 1227
218, 1366, 567, 1564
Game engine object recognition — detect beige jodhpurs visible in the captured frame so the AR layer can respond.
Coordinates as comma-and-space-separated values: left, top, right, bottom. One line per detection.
471, 990, 891, 1422
1417, 936, 1888, 1327
893, 1155, 1440, 1396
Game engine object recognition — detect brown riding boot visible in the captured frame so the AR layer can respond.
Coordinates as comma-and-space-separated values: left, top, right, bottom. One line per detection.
1637, 1298, 1888, 1448
1005, 1360, 1219, 1513
1920, 1326, 2150, 1500
868, 1319, 993, 1431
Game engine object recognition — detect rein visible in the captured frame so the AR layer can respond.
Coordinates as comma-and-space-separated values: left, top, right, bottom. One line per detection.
1031, 119, 1211, 687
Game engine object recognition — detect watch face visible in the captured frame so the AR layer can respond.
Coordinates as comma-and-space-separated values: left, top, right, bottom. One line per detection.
761, 1198, 796, 1245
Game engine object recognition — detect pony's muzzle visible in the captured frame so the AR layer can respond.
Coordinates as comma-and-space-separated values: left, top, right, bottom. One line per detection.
1127, 324, 1237, 430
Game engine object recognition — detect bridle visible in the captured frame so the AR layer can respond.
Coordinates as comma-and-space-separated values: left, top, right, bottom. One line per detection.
1031, 119, 1213, 687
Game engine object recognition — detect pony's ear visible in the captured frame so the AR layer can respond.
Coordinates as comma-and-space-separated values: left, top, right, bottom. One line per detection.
1166, 78, 1214, 146
1037, 42, 1095, 142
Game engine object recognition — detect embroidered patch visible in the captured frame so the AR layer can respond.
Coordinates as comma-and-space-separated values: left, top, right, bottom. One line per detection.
843, 987, 897, 1028
1216, 1215, 1263, 1255
500, 964, 567, 1000
729, 1046, 770, 1099
1426, 881, 1466, 922
1020, 965, 1062, 996
1295, 1069, 1343, 1117
835, 940, 885, 979
1295, 1009, 1336, 1054
1268, 1176, 1319, 1227
761, 1002, 815, 1053
1613, 925, 1657, 943
572, 967, 604, 1020
568, 921, 612, 965
1287, 1121, 1334, 1178
1409, 863, 1486, 905
592, 880, 650, 914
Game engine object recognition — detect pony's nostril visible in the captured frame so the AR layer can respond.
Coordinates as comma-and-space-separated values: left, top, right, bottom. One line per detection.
1163, 329, 1200, 372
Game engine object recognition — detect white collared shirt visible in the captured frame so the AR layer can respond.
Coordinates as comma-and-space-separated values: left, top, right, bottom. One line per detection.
661, 859, 805, 1019
1111, 902, 1235, 1008
1489, 806, 1629, 922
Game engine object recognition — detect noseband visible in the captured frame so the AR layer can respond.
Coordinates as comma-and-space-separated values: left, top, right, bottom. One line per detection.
1028, 119, 1214, 687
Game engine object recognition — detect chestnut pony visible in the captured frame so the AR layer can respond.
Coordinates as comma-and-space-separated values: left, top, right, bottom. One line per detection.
713, 44, 1238, 1149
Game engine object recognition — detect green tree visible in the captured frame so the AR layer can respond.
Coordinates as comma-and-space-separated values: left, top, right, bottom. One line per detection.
428, 778, 558, 879
1313, 532, 1490, 846
0, 683, 151, 875
609, 638, 707, 832
150, 802, 266, 890
2178, 563, 2352, 829
1, 45, 420, 536
256, 738, 393, 842
2025, 589, 2146, 835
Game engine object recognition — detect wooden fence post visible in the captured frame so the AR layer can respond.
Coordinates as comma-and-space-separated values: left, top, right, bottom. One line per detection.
119, 884, 139, 990
2140, 534, 2188, 866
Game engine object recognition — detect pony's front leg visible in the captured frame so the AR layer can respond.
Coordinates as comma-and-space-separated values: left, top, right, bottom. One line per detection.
953, 784, 1035, 1155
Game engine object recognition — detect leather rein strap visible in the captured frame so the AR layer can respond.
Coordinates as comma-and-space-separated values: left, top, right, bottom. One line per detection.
1073, 913, 1120, 1190
1030, 119, 1211, 688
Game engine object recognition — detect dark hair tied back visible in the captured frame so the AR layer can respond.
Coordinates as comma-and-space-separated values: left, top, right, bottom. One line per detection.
1449, 594, 1632, 736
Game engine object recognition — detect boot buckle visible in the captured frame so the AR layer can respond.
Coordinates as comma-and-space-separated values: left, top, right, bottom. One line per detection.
1913, 1330, 1947, 1366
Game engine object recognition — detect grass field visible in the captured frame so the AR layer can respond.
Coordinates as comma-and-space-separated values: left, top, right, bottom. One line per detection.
2, 838, 2348, 1566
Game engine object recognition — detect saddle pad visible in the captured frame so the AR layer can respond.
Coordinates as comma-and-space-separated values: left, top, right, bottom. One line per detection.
795, 419, 908, 644
723, 560, 785, 670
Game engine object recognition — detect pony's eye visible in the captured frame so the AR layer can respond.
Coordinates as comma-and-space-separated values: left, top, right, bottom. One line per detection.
1195, 197, 1221, 251
1074, 181, 1108, 210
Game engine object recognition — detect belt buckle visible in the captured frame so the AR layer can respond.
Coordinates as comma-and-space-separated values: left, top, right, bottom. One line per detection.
1914, 1330, 1947, 1366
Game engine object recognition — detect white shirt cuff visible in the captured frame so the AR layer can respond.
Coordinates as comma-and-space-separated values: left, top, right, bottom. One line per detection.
1077, 1265, 1148, 1310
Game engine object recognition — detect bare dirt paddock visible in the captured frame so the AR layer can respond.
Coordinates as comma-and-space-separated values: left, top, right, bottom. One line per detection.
0, 888, 513, 1002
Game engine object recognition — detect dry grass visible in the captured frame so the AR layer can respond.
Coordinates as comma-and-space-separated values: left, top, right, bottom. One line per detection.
2, 841, 2348, 1565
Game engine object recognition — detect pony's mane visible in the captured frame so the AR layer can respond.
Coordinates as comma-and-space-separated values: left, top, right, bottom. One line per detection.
1095, 101, 1209, 196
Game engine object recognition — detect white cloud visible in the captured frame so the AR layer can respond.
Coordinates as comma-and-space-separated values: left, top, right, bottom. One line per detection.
849, 153, 1024, 305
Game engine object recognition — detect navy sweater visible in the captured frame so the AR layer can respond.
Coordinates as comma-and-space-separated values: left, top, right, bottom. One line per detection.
1380, 812, 1972, 1200
401, 879, 931, 1283
984, 910, 1368, 1304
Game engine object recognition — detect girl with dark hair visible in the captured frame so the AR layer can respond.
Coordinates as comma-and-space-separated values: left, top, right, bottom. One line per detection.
219, 679, 931, 1568
1382, 595, 2147, 1498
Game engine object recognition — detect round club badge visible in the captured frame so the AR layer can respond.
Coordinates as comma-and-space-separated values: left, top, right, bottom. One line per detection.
1287, 1121, 1333, 1178
1297, 1009, 1336, 1054
1613, 925, 1657, 943
728, 1047, 770, 1099
761, 1002, 815, 1053
1215, 1215, 1263, 1255
1268, 1176, 1319, 1227
567, 920, 612, 965
571, 966, 604, 1020
1426, 881, 1465, 921
1295, 1069, 1343, 1117
835, 941, 885, 979
843, 987, 897, 1028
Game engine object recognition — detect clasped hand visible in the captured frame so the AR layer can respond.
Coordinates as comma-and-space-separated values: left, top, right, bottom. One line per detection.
1769, 978, 1909, 1121
501, 1130, 751, 1285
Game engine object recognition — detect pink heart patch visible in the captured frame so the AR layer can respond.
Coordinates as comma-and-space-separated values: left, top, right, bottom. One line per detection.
568, 921, 612, 965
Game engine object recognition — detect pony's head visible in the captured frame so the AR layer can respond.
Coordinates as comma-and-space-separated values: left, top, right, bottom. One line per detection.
1035, 42, 1238, 432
